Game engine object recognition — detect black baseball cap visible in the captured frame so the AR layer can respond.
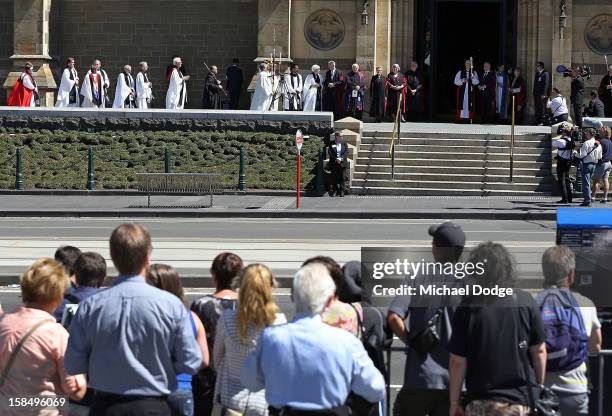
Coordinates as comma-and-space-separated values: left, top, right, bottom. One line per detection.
428, 221, 466, 248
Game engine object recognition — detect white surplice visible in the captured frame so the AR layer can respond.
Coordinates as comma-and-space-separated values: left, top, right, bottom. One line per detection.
250, 70, 273, 111
80, 70, 110, 108
284, 73, 303, 110
302, 73, 322, 112
112, 73, 135, 108
56, 68, 79, 108
454, 70, 480, 119
165, 68, 187, 109
135, 72, 152, 109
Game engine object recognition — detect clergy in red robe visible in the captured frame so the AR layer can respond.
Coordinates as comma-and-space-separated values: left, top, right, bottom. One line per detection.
7, 63, 38, 107
477, 61, 496, 124
510, 67, 527, 125
454, 59, 480, 122
385, 64, 406, 121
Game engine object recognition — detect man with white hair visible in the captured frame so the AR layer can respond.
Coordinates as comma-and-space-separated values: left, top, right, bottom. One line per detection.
135, 62, 153, 109
165, 57, 190, 109
599, 64, 612, 117
303, 64, 322, 111
112, 65, 135, 108
80, 59, 110, 108
241, 263, 385, 414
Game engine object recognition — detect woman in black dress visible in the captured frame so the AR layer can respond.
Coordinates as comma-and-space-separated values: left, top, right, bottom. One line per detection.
369, 66, 386, 122
404, 61, 423, 121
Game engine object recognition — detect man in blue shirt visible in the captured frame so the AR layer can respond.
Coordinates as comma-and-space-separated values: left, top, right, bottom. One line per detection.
65, 223, 202, 416
240, 263, 385, 414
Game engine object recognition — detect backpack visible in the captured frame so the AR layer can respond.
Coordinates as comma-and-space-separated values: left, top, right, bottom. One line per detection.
351, 304, 387, 377
537, 289, 588, 372
60, 292, 81, 330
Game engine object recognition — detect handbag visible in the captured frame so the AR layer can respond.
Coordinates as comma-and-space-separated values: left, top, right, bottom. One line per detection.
408, 306, 443, 354
512, 296, 560, 416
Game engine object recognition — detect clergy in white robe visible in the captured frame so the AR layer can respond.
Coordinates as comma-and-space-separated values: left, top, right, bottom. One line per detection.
454, 59, 480, 121
250, 63, 274, 111
302, 65, 323, 112
112, 65, 135, 108
56, 58, 80, 108
165, 57, 190, 109
284, 63, 303, 110
81, 59, 110, 108
135, 62, 153, 109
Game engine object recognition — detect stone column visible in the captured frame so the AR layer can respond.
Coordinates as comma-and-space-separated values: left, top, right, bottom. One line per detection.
516, 0, 540, 120
356, 0, 376, 73
391, 0, 414, 68
2, 0, 56, 106
374, 0, 391, 72
551, 0, 572, 100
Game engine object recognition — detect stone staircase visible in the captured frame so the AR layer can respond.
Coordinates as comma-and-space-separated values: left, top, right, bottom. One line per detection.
351, 128, 553, 196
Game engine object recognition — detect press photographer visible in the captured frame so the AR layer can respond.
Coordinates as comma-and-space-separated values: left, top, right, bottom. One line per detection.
575, 128, 602, 207
552, 122, 575, 204
546, 88, 569, 125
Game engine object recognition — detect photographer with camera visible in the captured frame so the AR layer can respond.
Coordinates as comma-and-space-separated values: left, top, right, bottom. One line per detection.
569, 68, 585, 127
547, 87, 569, 125
592, 126, 612, 204
575, 128, 602, 207
552, 122, 575, 204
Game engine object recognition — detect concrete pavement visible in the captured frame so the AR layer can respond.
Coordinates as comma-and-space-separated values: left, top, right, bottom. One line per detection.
0, 193, 603, 220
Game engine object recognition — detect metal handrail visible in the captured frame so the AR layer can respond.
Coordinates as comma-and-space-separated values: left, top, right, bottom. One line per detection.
383, 346, 612, 416
389, 94, 403, 180
509, 94, 516, 182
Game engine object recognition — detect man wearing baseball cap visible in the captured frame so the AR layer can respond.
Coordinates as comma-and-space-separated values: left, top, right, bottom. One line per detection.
387, 221, 466, 416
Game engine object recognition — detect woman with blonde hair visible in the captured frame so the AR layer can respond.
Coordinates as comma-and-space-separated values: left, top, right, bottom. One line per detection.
0, 258, 87, 415
213, 264, 286, 415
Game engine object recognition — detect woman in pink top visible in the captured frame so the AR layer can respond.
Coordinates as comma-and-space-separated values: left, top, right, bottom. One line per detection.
0, 258, 87, 415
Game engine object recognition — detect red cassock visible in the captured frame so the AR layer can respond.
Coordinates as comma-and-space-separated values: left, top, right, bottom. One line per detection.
7, 76, 34, 107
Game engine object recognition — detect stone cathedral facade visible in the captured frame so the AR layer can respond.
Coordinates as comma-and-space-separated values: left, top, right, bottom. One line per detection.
1, 0, 610, 118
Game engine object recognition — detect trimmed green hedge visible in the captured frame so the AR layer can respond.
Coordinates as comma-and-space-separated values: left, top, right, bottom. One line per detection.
0, 128, 322, 190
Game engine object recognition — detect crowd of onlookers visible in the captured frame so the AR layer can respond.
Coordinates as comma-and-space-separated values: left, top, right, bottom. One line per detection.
0, 221, 604, 416
553, 122, 612, 206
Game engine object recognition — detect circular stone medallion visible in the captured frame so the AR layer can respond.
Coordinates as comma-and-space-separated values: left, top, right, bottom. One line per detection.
585, 14, 612, 55
304, 9, 345, 51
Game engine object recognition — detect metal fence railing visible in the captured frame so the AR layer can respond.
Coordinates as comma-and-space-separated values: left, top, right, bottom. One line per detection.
384, 346, 612, 416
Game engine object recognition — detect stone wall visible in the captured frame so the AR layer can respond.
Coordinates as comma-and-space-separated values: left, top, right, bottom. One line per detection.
48, 0, 258, 109
0, 0, 14, 104
571, 0, 612, 92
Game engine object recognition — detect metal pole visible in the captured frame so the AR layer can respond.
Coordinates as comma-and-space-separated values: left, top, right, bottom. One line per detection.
15, 148, 23, 190
385, 348, 392, 416
296, 150, 301, 208
510, 95, 516, 182
164, 147, 172, 173
598, 354, 603, 416
316, 147, 325, 193
238, 147, 246, 191
87, 146, 95, 191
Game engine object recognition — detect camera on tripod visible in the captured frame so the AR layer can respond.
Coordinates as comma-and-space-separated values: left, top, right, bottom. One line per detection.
556, 64, 592, 80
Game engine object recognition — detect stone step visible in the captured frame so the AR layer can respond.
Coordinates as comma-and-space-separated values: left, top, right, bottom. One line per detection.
364, 131, 549, 141
353, 157, 545, 168
353, 164, 551, 176
352, 171, 552, 185
360, 136, 550, 148
351, 178, 550, 191
360, 143, 544, 154
349, 186, 551, 197
357, 150, 551, 162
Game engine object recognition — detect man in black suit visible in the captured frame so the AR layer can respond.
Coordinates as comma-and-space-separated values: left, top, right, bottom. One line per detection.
226, 58, 243, 110
328, 132, 349, 197
324, 61, 346, 120
569, 67, 585, 127
533, 61, 551, 125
